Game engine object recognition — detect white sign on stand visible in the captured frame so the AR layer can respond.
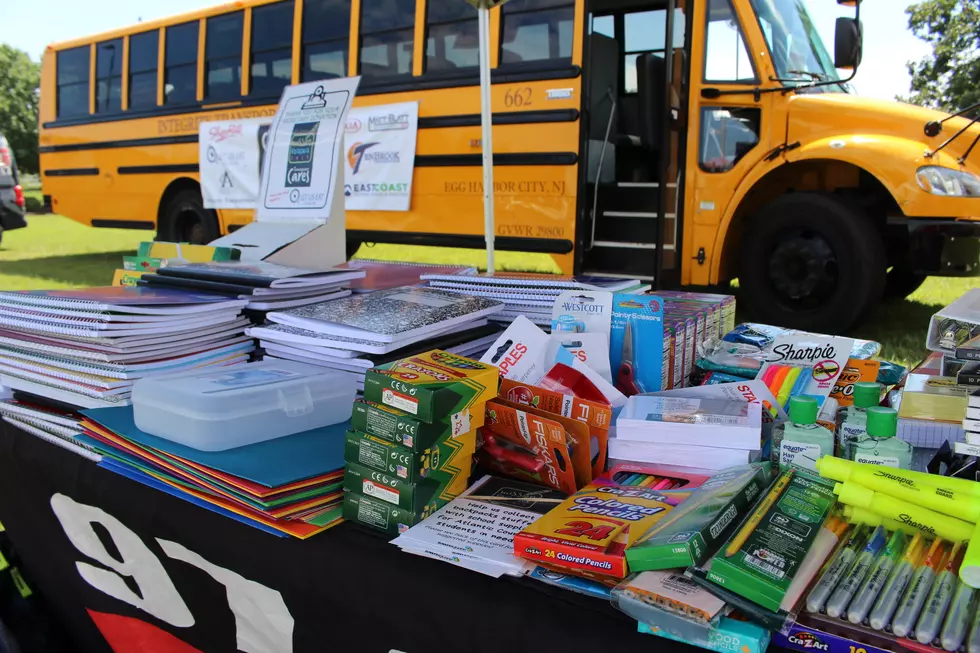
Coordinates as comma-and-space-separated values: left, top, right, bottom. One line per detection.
209, 77, 360, 270
343, 101, 419, 212
199, 119, 268, 209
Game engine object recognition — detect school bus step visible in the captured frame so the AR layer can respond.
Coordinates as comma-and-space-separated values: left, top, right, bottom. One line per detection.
587, 182, 663, 215
582, 241, 659, 279
593, 213, 661, 243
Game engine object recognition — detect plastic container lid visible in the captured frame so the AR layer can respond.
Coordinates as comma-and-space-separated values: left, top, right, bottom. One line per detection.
853, 382, 882, 409
789, 396, 818, 424
866, 406, 898, 438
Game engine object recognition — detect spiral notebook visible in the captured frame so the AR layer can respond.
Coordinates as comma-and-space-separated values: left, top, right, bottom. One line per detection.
0, 311, 243, 339
420, 272, 649, 292
0, 287, 249, 314
155, 261, 366, 288
248, 318, 490, 354
267, 287, 504, 343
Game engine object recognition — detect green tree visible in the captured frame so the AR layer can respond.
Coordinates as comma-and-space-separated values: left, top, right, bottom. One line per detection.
904, 0, 980, 110
0, 45, 40, 174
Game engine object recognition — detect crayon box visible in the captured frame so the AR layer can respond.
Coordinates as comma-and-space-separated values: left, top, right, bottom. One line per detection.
626, 464, 770, 572
343, 491, 437, 537
351, 399, 486, 452
344, 429, 477, 484
706, 473, 837, 612
364, 350, 499, 425
343, 460, 471, 514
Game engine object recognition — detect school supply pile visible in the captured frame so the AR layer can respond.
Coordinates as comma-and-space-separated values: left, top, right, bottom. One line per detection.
72, 403, 348, 538
391, 475, 565, 577
0, 287, 253, 410
0, 394, 94, 461
248, 287, 504, 392
420, 272, 650, 326
137, 260, 366, 312
342, 350, 499, 534
613, 394, 764, 470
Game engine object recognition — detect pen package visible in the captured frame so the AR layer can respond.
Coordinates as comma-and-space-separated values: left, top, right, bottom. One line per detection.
499, 377, 612, 479
479, 398, 591, 494
627, 464, 770, 572
707, 471, 837, 612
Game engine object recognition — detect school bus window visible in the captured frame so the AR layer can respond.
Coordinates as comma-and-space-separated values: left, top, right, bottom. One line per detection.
301, 0, 350, 82
251, 0, 294, 98
359, 0, 415, 77
128, 31, 159, 110
95, 39, 123, 113
751, 0, 841, 91
704, 0, 755, 83
591, 15, 614, 39
426, 2, 478, 72
164, 22, 199, 105
699, 107, 760, 173
56, 46, 90, 119
500, 0, 575, 65
623, 9, 684, 94
206, 12, 244, 102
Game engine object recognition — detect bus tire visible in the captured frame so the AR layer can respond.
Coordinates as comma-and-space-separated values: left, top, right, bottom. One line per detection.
157, 189, 220, 245
885, 265, 927, 299
738, 192, 886, 335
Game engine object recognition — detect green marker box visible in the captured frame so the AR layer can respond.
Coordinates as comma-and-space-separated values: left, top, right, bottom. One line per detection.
627, 464, 771, 572
343, 429, 477, 484
350, 400, 486, 452
343, 490, 438, 536
363, 350, 499, 424
706, 473, 837, 612
343, 461, 470, 513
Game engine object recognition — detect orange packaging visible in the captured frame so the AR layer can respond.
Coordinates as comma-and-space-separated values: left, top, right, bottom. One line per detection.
481, 399, 592, 494
831, 358, 881, 407
499, 378, 612, 479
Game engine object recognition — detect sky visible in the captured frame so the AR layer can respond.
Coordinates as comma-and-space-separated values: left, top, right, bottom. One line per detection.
1, 0, 932, 101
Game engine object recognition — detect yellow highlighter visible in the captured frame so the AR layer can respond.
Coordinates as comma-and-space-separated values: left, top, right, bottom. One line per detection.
834, 481, 974, 542
725, 469, 794, 557
777, 367, 803, 407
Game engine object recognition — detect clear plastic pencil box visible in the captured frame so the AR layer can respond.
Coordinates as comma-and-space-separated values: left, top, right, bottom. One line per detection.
132, 360, 356, 451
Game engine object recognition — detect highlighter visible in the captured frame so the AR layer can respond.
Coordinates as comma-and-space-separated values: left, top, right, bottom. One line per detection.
841, 505, 906, 533
893, 538, 946, 638
869, 533, 924, 631
848, 529, 906, 625
916, 542, 963, 644
826, 525, 886, 619
777, 367, 802, 407
781, 517, 847, 612
833, 481, 974, 542
817, 457, 980, 499
961, 524, 980, 589
806, 524, 869, 614
967, 595, 980, 653
940, 576, 977, 651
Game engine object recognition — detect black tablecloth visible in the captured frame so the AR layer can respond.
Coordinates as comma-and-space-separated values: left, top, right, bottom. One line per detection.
0, 422, 698, 653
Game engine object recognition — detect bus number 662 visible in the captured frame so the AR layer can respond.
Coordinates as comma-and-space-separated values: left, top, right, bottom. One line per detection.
505, 88, 532, 108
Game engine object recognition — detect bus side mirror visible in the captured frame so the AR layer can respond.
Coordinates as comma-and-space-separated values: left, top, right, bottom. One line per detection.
834, 17, 862, 70
836, 0, 860, 6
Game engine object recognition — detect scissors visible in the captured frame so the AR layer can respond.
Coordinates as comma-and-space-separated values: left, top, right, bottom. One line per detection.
617, 319, 642, 396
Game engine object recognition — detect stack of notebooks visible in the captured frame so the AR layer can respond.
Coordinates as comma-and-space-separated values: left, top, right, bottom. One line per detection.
137, 261, 367, 312
612, 395, 763, 470
75, 405, 346, 538
247, 287, 505, 391
420, 273, 651, 326
0, 287, 253, 410
0, 393, 96, 461
335, 259, 475, 293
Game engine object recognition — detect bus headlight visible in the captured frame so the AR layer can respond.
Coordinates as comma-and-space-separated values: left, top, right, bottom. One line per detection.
916, 166, 980, 196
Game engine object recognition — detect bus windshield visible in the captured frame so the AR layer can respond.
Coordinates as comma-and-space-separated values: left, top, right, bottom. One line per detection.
751, 0, 841, 88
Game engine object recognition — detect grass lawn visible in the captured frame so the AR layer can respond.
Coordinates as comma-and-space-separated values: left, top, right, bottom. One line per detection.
0, 214, 976, 368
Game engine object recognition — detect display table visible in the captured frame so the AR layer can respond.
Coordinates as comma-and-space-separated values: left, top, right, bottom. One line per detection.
0, 422, 694, 653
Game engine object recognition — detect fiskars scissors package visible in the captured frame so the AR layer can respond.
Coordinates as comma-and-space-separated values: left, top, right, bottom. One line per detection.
610, 294, 666, 396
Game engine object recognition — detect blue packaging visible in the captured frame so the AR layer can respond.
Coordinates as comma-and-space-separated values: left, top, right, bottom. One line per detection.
610, 294, 665, 394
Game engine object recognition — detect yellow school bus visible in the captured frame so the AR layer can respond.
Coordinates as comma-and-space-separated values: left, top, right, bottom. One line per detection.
38, 0, 980, 333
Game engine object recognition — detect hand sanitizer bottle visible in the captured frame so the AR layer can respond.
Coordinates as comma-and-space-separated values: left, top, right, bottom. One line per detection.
838, 382, 882, 458
772, 396, 836, 472
850, 407, 912, 469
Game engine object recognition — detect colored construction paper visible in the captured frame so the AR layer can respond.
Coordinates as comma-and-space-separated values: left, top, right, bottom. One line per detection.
82, 406, 347, 487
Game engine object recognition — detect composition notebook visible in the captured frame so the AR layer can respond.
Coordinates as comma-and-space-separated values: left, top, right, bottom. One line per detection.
155, 261, 366, 288
420, 272, 649, 292
0, 287, 248, 315
266, 287, 504, 343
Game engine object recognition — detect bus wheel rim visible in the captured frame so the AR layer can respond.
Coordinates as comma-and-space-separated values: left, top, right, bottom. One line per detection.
767, 230, 839, 308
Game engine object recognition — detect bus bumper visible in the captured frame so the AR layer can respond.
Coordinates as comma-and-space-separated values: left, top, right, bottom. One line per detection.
906, 219, 980, 277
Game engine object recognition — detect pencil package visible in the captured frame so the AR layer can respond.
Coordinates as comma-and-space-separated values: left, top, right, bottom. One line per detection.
363, 350, 500, 425
478, 398, 591, 494
706, 471, 837, 612
499, 378, 612, 479
627, 464, 771, 572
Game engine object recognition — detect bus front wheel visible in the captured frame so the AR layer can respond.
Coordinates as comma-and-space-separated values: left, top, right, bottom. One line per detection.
738, 192, 886, 335
157, 189, 220, 245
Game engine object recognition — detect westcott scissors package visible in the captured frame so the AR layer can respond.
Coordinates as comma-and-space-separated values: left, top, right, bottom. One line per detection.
610, 294, 665, 395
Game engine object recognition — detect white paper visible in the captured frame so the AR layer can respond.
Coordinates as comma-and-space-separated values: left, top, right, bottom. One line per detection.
257, 77, 360, 223
199, 119, 269, 209
343, 101, 419, 212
